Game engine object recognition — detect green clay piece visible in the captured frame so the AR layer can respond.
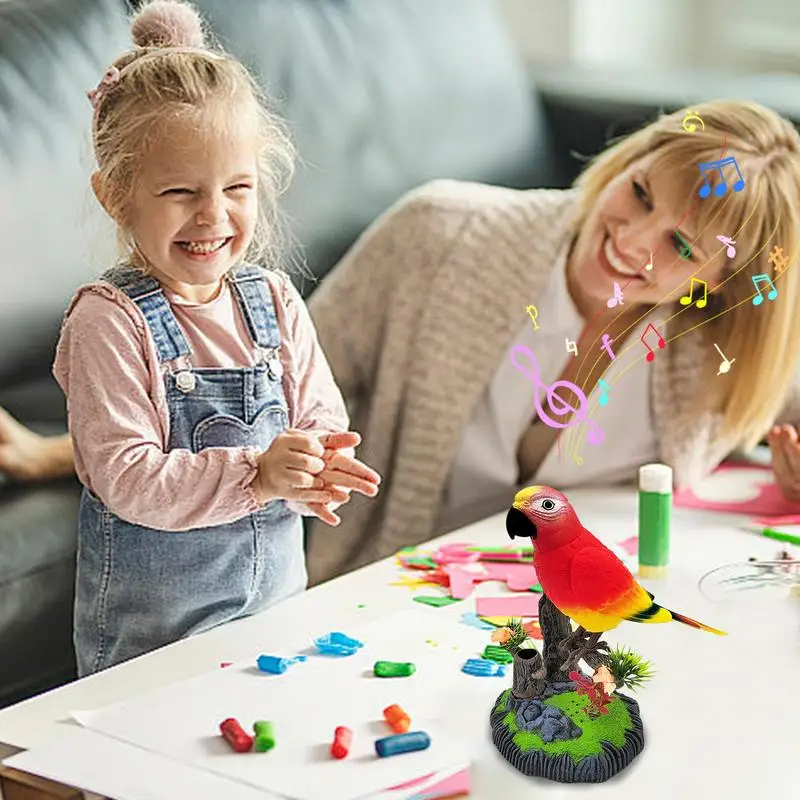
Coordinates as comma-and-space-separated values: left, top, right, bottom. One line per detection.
528, 583, 543, 593
402, 556, 439, 568
374, 660, 416, 678
482, 645, 514, 664
412, 595, 461, 607
252, 720, 275, 752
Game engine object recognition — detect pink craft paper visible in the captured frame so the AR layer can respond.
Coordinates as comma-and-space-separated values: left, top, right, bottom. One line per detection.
751, 513, 800, 526
413, 767, 470, 799
481, 561, 538, 591
445, 562, 488, 599
617, 535, 639, 555
674, 463, 800, 516
476, 595, 540, 618
386, 767, 470, 799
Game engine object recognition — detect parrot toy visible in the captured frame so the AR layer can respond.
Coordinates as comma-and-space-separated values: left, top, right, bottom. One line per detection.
505, 485, 726, 658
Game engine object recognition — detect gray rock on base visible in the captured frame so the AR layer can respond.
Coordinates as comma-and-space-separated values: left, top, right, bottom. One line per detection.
515, 699, 582, 742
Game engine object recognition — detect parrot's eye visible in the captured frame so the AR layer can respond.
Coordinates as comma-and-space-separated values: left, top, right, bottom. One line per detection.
541, 499, 556, 511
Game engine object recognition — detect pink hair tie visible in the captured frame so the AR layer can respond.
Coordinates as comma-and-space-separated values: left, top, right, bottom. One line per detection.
87, 65, 121, 110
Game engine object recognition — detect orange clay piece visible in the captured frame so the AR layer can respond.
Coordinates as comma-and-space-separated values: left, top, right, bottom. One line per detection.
383, 703, 411, 733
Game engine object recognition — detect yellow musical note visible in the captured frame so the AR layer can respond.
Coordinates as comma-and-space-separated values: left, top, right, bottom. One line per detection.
679, 277, 708, 309
526, 304, 539, 331
682, 111, 705, 133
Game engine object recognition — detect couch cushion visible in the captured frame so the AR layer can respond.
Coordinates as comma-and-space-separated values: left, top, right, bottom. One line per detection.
0, 0, 130, 388
191, 0, 552, 290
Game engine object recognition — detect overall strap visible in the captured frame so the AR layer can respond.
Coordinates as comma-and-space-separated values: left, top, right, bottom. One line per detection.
101, 265, 192, 363
227, 265, 282, 350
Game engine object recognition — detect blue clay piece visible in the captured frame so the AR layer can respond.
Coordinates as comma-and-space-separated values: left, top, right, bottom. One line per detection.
314, 631, 365, 656
459, 612, 496, 631
375, 731, 431, 757
256, 654, 308, 674
461, 658, 507, 677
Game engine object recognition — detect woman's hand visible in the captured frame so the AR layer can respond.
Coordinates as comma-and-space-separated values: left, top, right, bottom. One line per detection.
0, 407, 75, 482
767, 424, 800, 503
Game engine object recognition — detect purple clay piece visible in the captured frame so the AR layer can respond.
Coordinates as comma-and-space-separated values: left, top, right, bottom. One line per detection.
462, 658, 508, 677
314, 631, 365, 656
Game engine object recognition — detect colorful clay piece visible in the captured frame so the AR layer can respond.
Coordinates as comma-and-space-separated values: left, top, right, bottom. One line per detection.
314, 631, 365, 656
412, 595, 461, 607
219, 717, 253, 753
481, 645, 514, 664
331, 726, 353, 759
374, 660, 416, 677
383, 703, 411, 733
252, 720, 276, 752
375, 731, 431, 758
462, 658, 507, 677
256, 654, 308, 674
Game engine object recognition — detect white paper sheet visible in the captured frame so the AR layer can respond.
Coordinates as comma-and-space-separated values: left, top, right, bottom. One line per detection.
3, 725, 274, 800
71, 609, 484, 800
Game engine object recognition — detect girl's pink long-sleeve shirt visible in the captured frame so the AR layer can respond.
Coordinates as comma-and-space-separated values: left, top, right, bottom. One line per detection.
52, 268, 349, 531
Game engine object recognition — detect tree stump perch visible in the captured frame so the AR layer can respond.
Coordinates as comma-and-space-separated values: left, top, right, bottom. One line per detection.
511, 648, 547, 700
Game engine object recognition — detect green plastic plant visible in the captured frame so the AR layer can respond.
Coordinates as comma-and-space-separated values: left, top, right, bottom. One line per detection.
607, 645, 655, 691
493, 617, 530, 655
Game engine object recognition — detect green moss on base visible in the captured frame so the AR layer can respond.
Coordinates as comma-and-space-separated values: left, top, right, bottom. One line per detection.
498, 687, 634, 763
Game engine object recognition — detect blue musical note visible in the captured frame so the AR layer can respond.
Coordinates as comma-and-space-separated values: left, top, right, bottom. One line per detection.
698, 157, 745, 199
509, 345, 605, 446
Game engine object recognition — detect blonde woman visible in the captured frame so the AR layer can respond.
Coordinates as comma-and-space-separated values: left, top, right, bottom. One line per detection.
306, 99, 800, 585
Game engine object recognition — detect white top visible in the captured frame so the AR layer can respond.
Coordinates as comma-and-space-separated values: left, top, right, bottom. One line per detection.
438, 246, 659, 532
639, 462, 674, 494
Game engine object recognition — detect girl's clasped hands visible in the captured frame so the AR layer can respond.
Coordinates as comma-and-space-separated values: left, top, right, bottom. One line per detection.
255, 429, 380, 525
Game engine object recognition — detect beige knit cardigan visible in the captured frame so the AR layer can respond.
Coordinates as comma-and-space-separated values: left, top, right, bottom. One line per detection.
306, 180, 800, 585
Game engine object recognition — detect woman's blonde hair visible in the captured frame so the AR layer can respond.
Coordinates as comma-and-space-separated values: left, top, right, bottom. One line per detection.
90, 0, 295, 273
573, 100, 800, 449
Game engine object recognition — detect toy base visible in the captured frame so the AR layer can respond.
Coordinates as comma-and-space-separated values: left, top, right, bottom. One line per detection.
490, 690, 645, 783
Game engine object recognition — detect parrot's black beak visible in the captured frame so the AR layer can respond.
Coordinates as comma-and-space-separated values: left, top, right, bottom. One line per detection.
506, 507, 537, 540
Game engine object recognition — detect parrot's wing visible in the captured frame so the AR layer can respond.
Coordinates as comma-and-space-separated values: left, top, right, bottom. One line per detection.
569, 542, 651, 615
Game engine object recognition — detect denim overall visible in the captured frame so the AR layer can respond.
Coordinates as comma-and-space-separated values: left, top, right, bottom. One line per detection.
74, 264, 306, 676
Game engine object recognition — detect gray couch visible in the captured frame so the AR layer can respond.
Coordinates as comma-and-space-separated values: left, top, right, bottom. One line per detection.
3, 0, 800, 707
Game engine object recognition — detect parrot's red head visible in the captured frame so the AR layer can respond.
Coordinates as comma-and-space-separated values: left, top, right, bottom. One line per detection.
506, 485, 582, 552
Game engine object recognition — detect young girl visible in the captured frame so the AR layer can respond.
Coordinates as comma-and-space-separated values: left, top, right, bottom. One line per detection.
53, 0, 381, 676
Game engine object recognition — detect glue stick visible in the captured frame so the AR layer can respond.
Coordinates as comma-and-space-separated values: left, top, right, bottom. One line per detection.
638, 463, 672, 579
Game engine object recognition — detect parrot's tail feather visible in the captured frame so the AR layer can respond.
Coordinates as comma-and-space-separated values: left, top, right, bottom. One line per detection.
629, 604, 672, 624
669, 610, 728, 636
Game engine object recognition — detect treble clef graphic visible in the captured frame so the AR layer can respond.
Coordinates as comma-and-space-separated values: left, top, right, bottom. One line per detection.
510, 345, 605, 446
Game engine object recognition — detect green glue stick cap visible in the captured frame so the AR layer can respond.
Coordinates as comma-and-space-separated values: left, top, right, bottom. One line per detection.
638, 463, 672, 577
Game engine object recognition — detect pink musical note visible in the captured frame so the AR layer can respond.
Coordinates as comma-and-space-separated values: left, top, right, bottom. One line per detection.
510, 345, 605, 446
698, 157, 745, 198
640, 323, 666, 362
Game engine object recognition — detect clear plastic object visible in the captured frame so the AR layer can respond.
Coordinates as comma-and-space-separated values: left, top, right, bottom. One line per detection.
698, 557, 800, 603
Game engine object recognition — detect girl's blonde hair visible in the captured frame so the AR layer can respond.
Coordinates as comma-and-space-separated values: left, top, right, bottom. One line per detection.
573, 100, 800, 449
90, 0, 295, 273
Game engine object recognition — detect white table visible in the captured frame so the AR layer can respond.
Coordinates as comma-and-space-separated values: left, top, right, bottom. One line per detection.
1, 486, 799, 798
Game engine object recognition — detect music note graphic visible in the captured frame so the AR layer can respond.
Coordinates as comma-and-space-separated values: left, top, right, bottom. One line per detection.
597, 378, 611, 406
606, 282, 624, 308
640, 323, 666, 362
751, 273, 778, 306
716, 235, 736, 258
679, 277, 708, 309
509, 344, 605, 446
675, 231, 692, 260
697, 157, 745, 198
713, 342, 735, 375
644, 253, 654, 271
526, 304, 540, 331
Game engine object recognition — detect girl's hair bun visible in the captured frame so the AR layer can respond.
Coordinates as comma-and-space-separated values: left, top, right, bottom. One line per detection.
131, 0, 205, 49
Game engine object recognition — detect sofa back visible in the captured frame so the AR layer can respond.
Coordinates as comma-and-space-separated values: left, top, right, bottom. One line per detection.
0, 0, 549, 407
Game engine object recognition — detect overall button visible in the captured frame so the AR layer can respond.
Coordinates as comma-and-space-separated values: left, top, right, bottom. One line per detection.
175, 371, 196, 392
267, 357, 283, 381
